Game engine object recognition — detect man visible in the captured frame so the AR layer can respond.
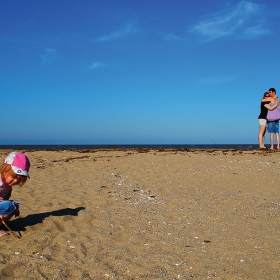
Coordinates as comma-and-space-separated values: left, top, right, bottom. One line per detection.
269, 88, 277, 99
266, 88, 279, 150
258, 91, 278, 149
261, 88, 277, 102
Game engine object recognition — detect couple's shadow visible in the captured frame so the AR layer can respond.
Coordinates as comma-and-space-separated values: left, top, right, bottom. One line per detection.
8, 207, 85, 232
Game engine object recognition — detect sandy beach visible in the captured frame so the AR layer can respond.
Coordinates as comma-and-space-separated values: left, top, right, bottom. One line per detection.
0, 148, 279, 279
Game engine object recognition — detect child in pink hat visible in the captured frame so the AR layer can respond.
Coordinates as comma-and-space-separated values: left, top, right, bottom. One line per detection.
0, 152, 30, 237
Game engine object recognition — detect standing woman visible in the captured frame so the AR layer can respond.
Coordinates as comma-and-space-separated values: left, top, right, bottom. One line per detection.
258, 92, 277, 149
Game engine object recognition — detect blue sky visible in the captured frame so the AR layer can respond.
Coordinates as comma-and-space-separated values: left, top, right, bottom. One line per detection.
1, 0, 279, 145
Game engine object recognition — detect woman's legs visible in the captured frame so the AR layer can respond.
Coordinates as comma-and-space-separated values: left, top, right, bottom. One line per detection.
258, 125, 267, 148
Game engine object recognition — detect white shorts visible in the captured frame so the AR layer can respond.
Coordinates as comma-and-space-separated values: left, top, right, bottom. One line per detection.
258, 119, 267, 126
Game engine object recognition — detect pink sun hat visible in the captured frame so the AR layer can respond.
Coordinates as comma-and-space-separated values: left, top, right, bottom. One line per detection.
4, 152, 30, 178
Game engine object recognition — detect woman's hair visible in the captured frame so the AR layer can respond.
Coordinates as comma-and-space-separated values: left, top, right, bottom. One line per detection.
0, 163, 28, 186
263, 92, 270, 98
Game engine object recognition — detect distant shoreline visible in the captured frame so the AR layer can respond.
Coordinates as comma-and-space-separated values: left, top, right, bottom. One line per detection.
0, 144, 268, 151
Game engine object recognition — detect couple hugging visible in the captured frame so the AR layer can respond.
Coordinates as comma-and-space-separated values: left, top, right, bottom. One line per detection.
258, 88, 280, 150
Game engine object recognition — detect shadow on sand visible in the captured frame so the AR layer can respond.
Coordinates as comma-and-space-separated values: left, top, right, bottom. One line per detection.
8, 207, 85, 232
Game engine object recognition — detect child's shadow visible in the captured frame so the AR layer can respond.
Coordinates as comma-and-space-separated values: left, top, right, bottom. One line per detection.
8, 207, 85, 232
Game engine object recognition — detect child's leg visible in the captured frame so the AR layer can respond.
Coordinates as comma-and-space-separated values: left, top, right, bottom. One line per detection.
0, 230, 9, 237
0, 209, 19, 227
0, 201, 20, 227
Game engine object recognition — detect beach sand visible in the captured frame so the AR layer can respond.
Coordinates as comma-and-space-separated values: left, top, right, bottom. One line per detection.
0, 148, 279, 279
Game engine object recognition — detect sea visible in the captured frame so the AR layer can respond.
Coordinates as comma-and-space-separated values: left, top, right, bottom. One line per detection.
0, 144, 260, 151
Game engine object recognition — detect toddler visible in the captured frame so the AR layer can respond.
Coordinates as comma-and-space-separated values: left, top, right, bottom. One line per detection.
0, 152, 30, 236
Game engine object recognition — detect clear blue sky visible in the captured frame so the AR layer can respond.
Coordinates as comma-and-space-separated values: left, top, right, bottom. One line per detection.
1, 0, 279, 145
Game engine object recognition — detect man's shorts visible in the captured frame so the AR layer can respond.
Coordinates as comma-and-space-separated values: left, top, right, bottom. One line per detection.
258, 119, 267, 126
267, 121, 279, 133
0, 200, 19, 216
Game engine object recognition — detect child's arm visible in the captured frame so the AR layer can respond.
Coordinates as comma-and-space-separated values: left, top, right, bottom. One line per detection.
14, 208, 20, 217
